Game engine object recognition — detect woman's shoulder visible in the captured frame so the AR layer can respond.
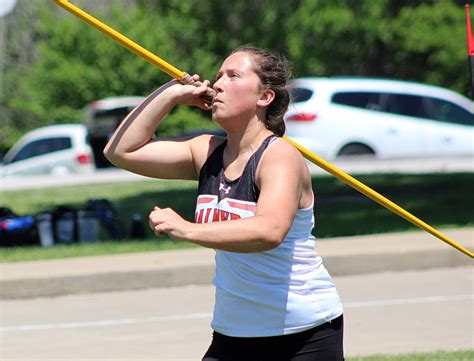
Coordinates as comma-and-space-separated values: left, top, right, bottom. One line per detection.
256, 136, 313, 208
256, 136, 307, 177
264, 136, 304, 162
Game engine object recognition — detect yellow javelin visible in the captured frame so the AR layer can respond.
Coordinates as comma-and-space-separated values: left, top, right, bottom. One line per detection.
53, 0, 473, 259
285, 138, 473, 258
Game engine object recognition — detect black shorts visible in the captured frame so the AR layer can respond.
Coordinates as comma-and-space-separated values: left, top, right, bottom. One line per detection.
202, 315, 344, 361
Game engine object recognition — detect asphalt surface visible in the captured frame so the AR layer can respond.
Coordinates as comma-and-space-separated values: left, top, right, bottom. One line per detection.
1, 267, 472, 360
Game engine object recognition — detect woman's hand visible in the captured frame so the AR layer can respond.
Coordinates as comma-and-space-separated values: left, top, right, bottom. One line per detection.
170, 74, 212, 110
148, 206, 194, 240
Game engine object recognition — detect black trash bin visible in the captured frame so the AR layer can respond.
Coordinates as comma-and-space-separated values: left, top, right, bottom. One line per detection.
77, 209, 100, 243
53, 208, 76, 245
36, 212, 54, 247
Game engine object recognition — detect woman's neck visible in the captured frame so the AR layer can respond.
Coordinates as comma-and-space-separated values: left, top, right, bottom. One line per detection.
225, 123, 273, 159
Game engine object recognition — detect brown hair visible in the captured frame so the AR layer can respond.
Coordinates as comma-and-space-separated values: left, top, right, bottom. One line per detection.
231, 46, 292, 137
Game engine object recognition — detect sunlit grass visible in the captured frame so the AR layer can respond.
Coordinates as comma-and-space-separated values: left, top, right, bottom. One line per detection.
347, 349, 473, 361
1, 173, 472, 262
0, 239, 198, 262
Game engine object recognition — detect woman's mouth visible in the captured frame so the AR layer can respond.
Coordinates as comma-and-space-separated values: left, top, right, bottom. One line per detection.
212, 97, 223, 104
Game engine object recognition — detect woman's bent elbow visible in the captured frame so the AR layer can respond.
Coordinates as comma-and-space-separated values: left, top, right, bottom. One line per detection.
262, 231, 286, 250
103, 147, 124, 167
103, 147, 115, 162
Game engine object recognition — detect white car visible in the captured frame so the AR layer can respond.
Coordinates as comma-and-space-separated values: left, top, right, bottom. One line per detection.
0, 124, 95, 177
284, 77, 474, 159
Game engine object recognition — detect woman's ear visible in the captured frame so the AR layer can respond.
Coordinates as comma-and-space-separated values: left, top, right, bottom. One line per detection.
257, 88, 275, 108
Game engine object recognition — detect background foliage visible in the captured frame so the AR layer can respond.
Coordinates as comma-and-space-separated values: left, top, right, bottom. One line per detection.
0, 0, 471, 154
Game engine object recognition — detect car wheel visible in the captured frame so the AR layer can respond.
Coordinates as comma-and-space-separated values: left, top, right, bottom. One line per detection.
337, 143, 375, 157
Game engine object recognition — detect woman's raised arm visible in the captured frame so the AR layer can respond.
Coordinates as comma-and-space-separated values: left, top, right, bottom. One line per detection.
103, 78, 213, 180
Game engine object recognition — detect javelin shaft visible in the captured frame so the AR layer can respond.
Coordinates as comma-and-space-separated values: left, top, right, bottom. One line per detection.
284, 137, 473, 259
52, 0, 185, 80
53, 0, 473, 259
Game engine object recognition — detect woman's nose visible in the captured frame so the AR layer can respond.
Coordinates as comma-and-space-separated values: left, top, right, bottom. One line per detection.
213, 78, 223, 92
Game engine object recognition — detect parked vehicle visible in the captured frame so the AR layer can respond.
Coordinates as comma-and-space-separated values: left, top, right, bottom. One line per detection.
84, 96, 144, 168
284, 77, 474, 159
0, 124, 94, 177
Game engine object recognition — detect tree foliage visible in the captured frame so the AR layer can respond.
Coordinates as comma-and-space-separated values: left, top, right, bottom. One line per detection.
1, 0, 470, 152
285, 0, 468, 88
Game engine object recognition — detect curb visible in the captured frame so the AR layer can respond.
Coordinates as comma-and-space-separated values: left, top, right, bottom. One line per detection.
1, 264, 215, 299
1, 228, 472, 300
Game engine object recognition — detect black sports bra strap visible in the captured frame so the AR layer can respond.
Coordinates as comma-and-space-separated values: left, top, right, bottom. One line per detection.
248, 135, 279, 176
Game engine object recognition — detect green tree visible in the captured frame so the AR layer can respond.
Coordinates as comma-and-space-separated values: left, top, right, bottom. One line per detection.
1, 0, 471, 154
285, 0, 469, 94
2, 0, 217, 152
389, 0, 467, 91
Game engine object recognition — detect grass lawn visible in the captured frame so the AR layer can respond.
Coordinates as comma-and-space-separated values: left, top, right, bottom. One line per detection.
1, 172, 473, 262
346, 350, 472, 360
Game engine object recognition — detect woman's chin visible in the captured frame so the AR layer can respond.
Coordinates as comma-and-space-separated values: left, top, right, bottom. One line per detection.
211, 112, 228, 125
212, 116, 235, 133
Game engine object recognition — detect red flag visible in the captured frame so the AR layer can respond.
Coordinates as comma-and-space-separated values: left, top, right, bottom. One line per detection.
467, 5, 474, 55
466, 4, 474, 99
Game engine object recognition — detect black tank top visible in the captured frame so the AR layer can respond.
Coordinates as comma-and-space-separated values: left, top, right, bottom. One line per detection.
195, 135, 277, 223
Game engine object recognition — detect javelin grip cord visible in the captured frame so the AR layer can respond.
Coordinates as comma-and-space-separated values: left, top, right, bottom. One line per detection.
53, 0, 473, 259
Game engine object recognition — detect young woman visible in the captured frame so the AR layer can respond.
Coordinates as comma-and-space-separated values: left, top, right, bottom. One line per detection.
104, 46, 344, 361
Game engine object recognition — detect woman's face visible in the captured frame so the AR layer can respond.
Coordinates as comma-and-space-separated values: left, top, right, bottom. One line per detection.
211, 51, 263, 125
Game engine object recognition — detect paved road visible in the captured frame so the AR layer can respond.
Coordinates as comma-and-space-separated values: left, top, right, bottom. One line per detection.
1, 267, 472, 360
1, 156, 472, 191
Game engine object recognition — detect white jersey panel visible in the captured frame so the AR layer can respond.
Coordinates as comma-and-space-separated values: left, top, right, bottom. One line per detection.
207, 201, 343, 337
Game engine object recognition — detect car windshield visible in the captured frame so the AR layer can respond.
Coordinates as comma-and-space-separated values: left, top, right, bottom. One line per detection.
6, 137, 72, 164
290, 87, 313, 103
